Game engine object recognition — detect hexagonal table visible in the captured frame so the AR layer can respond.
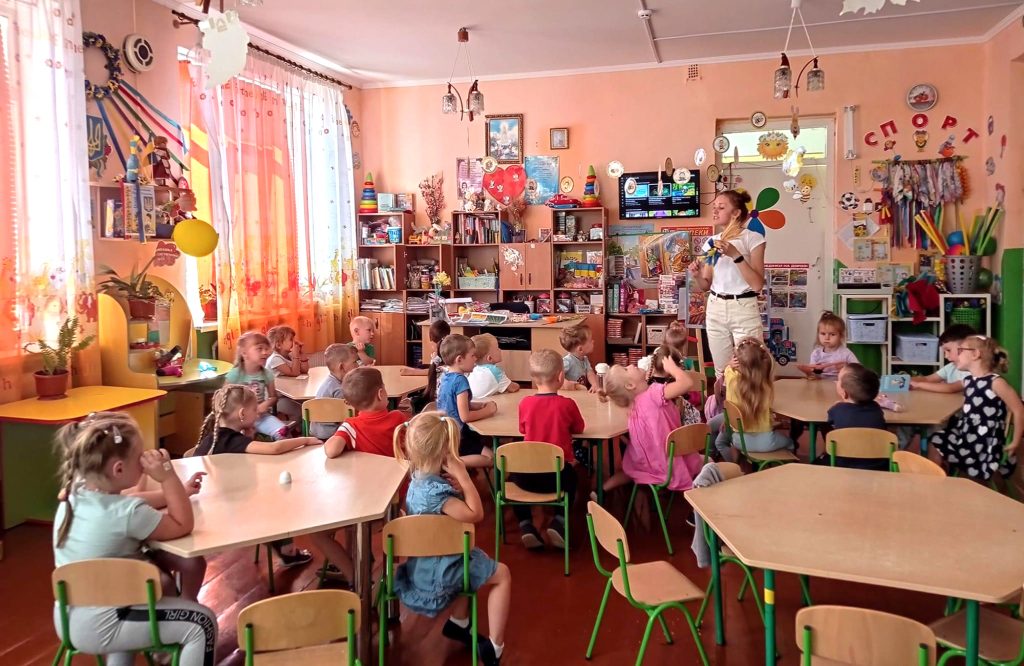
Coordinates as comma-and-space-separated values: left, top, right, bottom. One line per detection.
685, 464, 1024, 665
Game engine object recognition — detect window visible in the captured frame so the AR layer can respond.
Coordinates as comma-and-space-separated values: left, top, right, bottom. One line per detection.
721, 126, 828, 163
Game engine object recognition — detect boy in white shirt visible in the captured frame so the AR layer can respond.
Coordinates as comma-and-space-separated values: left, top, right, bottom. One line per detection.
898, 324, 975, 449
468, 333, 520, 399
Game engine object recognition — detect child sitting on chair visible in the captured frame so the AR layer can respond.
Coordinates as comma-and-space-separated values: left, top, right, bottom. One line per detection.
224, 331, 294, 440
813, 363, 890, 471
469, 333, 520, 399
561, 324, 600, 392
266, 325, 308, 377
308, 343, 359, 440
348, 315, 377, 366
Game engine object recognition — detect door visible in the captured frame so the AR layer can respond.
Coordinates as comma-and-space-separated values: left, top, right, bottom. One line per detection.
718, 119, 835, 376
524, 242, 552, 288
499, 243, 526, 290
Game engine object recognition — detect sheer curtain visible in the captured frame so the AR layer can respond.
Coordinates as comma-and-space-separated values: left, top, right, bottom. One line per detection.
0, 0, 97, 403
185, 52, 355, 361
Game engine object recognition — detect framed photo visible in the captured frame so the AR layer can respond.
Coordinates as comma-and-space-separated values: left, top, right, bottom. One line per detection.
485, 114, 524, 164
550, 127, 569, 150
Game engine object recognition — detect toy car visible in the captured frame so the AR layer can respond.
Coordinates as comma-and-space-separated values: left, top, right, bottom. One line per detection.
768, 339, 797, 366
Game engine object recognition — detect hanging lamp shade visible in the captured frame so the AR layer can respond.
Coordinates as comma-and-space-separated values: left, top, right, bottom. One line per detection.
806, 58, 825, 92
773, 53, 791, 99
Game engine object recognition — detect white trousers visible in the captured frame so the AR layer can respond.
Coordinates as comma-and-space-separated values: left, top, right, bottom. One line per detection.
705, 293, 763, 374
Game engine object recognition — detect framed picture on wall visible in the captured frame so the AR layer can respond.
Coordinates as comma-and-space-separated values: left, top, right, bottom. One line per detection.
550, 127, 569, 150
485, 114, 524, 164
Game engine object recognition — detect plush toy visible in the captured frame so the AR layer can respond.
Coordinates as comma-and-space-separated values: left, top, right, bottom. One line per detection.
905, 276, 940, 325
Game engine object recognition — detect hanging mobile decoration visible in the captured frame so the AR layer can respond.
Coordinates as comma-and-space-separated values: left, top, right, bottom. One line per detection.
694, 148, 707, 167
83, 32, 124, 100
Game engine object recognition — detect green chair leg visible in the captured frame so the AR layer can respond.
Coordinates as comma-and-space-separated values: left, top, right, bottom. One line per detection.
586, 579, 613, 659
378, 581, 387, 666
635, 610, 662, 666
737, 573, 749, 601
799, 575, 813, 607
494, 500, 503, 565
623, 484, 639, 528
563, 496, 571, 578
470, 593, 479, 666
680, 606, 710, 666
651, 488, 673, 555
51, 646, 65, 666
656, 612, 674, 644
253, 545, 260, 564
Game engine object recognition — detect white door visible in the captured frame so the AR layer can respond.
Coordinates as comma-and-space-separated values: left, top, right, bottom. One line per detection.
719, 119, 835, 376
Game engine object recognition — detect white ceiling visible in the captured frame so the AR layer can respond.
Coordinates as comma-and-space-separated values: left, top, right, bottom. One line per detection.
225, 0, 1023, 87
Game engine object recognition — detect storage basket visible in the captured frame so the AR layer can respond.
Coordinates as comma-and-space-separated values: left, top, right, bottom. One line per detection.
458, 276, 498, 290
945, 256, 981, 294
847, 315, 888, 343
895, 334, 939, 363
950, 306, 983, 331
646, 325, 667, 345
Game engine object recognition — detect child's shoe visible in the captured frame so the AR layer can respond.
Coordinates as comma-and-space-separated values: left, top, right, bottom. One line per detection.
273, 545, 313, 567
546, 519, 566, 549
519, 522, 543, 550
477, 639, 502, 666
441, 618, 471, 645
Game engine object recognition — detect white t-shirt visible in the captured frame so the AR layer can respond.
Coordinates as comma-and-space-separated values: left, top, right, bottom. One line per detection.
53, 484, 164, 566
937, 362, 970, 384
469, 363, 512, 399
266, 352, 289, 375
709, 229, 766, 295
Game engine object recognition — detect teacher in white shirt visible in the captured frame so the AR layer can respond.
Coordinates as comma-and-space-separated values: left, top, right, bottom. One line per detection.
688, 190, 767, 374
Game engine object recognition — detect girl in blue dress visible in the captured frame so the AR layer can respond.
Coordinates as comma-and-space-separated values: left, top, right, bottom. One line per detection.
393, 411, 512, 666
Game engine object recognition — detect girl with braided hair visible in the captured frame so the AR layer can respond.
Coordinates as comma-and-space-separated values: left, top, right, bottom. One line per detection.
194, 384, 321, 566
53, 412, 218, 666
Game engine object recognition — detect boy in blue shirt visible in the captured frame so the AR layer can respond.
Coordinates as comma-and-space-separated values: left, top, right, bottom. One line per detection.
436, 334, 497, 469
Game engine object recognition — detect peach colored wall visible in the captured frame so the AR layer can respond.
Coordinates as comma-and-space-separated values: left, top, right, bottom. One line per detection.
360, 44, 994, 269
982, 20, 1024, 249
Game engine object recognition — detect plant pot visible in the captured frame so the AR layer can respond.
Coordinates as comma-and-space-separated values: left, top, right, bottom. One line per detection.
34, 370, 69, 400
128, 298, 156, 319
201, 300, 218, 321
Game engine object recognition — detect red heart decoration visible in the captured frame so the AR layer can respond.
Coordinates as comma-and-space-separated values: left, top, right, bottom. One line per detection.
482, 165, 526, 206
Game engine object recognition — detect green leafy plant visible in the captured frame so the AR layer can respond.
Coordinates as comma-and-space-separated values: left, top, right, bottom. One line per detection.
23, 316, 95, 375
97, 256, 163, 301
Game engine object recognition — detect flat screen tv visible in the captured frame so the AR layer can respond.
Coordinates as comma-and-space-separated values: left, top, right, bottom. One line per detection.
619, 170, 701, 220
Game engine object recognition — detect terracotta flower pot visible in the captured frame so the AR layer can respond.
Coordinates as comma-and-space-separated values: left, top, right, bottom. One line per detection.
201, 300, 218, 321
34, 370, 69, 400
128, 298, 156, 319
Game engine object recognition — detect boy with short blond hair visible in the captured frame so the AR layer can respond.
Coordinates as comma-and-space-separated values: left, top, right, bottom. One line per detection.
560, 324, 600, 392
514, 349, 585, 549
348, 315, 377, 366
309, 344, 360, 440
468, 333, 520, 399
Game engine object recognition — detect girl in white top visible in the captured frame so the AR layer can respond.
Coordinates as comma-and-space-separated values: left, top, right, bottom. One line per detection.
688, 190, 767, 375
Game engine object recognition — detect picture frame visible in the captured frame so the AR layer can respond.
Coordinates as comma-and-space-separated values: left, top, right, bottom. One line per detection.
550, 127, 569, 150
485, 114, 524, 164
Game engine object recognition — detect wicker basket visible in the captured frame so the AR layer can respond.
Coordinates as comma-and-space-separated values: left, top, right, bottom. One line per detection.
944, 256, 981, 294
458, 276, 498, 290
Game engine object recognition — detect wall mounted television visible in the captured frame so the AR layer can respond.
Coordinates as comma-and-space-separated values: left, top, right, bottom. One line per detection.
618, 170, 700, 220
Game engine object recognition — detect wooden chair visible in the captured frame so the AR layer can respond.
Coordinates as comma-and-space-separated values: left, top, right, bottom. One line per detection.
302, 397, 355, 437
722, 400, 798, 470
796, 605, 936, 665
825, 428, 897, 469
585, 501, 708, 665
623, 423, 710, 555
238, 589, 360, 666
377, 515, 477, 665
52, 559, 183, 666
892, 450, 946, 477
494, 441, 571, 575
931, 585, 1024, 665
684, 370, 707, 405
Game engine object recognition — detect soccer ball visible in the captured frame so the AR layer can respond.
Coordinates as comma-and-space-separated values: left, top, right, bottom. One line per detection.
123, 34, 155, 73
839, 191, 860, 211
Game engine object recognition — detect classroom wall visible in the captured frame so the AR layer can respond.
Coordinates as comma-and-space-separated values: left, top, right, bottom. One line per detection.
359, 43, 995, 271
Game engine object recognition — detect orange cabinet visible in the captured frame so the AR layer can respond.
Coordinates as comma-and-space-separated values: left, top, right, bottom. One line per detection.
523, 242, 552, 289
363, 312, 406, 366
499, 243, 527, 291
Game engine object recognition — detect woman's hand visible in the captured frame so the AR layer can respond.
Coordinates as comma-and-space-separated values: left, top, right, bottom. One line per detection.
714, 239, 741, 259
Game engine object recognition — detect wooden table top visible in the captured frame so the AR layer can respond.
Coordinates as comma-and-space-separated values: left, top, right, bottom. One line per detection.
275, 365, 427, 401
686, 465, 1024, 603
772, 378, 963, 425
149, 448, 408, 558
157, 359, 232, 388
0, 386, 166, 424
468, 389, 629, 439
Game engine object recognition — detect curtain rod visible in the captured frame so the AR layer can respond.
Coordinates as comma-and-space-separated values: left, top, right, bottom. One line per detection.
171, 9, 353, 90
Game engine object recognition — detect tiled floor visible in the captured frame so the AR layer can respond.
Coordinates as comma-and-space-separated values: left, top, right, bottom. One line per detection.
1, 476, 949, 665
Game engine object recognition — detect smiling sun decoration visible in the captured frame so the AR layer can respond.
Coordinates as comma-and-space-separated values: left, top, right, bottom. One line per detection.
756, 131, 790, 160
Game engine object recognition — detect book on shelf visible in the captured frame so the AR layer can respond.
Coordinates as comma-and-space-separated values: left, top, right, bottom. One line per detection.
456, 215, 501, 244
357, 258, 396, 290
361, 298, 405, 313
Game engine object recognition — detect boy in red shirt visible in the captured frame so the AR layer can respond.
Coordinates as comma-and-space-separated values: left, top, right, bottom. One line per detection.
514, 349, 585, 550
309, 367, 409, 585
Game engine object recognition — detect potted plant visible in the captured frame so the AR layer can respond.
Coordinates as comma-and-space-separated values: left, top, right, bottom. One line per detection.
98, 257, 163, 319
199, 285, 218, 321
23, 316, 95, 399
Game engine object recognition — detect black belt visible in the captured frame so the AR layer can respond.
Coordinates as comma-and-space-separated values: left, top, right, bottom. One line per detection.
710, 290, 757, 300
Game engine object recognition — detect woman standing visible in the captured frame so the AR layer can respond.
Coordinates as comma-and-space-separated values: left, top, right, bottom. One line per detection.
688, 190, 767, 374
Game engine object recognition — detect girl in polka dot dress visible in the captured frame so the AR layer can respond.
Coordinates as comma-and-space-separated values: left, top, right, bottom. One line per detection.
929, 336, 1023, 481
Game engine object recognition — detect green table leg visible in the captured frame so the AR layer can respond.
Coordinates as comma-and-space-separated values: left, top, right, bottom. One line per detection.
764, 569, 776, 665
607, 436, 616, 476
596, 439, 605, 505
966, 600, 979, 666
708, 529, 725, 646
808, 423, 817, 462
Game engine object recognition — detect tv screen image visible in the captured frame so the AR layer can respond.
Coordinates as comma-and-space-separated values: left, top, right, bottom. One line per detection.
619, 170, 701, 220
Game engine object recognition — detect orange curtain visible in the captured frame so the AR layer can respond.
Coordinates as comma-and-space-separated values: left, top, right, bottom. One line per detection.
184, 54, 355, 361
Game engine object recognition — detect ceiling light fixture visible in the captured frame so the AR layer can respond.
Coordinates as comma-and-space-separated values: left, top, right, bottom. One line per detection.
442, 27, 483, 121
774, 0, 824, 99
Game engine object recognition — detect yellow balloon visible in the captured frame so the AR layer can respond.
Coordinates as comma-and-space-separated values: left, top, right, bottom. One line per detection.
172, 218, 219, 257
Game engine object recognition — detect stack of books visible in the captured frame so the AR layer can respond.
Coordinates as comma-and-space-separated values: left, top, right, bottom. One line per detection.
357, 259, 396, 290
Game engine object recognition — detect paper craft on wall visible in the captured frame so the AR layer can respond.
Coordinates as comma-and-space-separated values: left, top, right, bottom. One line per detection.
524, 155, 559, 205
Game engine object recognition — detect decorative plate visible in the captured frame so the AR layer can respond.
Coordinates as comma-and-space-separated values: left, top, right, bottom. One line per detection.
712, 135, 730, 153
906, 83, 938, 112
751, 111, 767, 128
672, 168, 691, 184
482, 156, 498, 173
623, 177, 638, 195
664, 157, 674, 175
706, 164, 721, 183
607, 160, 624, 178
694, 148, 707, 167
559, 176, 575, 193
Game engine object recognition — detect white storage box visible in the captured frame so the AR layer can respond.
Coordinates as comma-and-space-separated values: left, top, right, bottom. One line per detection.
847, 314, 888, 343
895, 333, 939, 363
647, 325, 667, 345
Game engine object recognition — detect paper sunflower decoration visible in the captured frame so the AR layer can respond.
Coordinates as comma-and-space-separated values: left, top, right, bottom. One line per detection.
756, 131, 789, 160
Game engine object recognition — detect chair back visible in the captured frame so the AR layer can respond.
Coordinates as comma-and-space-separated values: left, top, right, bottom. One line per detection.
723, 400, 746, 432
303, 398, 355, 426
497, 441, 564, 475
716, 461, 744, 481
382, 514, 475, 558
586, 501, 631, 563
795, 605, 936, 665
666, 423, 709, 457
826, 428, 897, 461
892, 451, 946, 477
684, 370, 707, 401
52, 558, 162, 607
183, 445, 197, 458
237, 589, 359, 653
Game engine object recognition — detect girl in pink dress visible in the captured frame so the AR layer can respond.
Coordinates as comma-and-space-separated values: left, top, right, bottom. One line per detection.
600, 354, 704, 494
